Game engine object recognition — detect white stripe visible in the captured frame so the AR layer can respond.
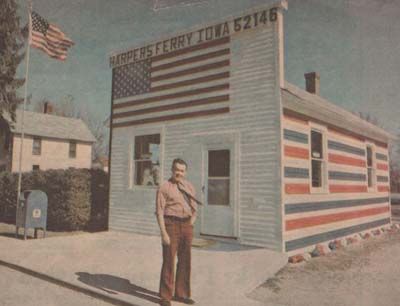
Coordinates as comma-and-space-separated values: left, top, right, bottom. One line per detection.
152, 66, 229, 87
113, 89, 229, 114
112, 101, 229, 124
151, 54, 230, 77
285, 202, 389, 220
32, 35, 68, 55
284, 192, 387, 204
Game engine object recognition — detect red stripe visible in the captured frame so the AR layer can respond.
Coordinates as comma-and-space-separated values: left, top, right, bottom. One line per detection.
112, 107, 229, 128
151, 60, 230, 82
285, 184, 310, 194
113, 84, 229, 108
328, 153, 366, 167
151, 49, 230, 72
378, 186, 390, 192
329, 185, 367, 193
31, 40, 66, 60
286, 206, 390, 231
32, 34, 68, 54
284, 145, 309, 159
112, 95, 229, 119
377, 163, 388, 171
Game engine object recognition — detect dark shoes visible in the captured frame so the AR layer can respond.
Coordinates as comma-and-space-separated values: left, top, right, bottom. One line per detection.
159, 300, 171, 306
173, 296, 196, 304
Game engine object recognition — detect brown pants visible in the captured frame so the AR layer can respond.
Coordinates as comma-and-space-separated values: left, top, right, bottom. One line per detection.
159, 216, 193, 301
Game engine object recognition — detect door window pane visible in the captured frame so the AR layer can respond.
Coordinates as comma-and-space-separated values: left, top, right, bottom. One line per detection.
208, 179, 230, 205
208, 150, 230, 177
208, 149, 230, 206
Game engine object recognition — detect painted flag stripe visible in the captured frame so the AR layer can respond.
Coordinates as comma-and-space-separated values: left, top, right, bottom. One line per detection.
284, 167, 309, 179
378, 186, 390, 192
284, 145, 309, 160
285, 197, 389, 214
328, 153, 366, 167
286, 206, 389, 231
113, 84, 229, 109
112, 107, 229, 128
283, 129, 308, 144
377, 163, 388, 171
285, 218, 390, 251
285, 183, 310, 194
329, 184, 367, 193
328, 140, 365, 156
376, 153, 388, 161
151, 48, 230, 72
112, 95, 229, 119
328, 171, 366, 181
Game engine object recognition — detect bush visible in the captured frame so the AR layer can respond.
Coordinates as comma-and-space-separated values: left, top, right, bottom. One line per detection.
0, 168, 109, 231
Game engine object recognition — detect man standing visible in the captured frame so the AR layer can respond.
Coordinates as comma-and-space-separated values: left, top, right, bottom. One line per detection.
156, 158, 197, 306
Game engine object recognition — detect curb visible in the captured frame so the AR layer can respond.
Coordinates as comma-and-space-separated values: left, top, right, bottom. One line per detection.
0, 260, 141, 306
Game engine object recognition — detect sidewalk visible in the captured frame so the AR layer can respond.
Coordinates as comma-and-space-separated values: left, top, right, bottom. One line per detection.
0, 230, 287, 306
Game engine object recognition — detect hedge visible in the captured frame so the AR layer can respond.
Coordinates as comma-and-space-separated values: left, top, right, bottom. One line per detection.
0, 168, 109, 231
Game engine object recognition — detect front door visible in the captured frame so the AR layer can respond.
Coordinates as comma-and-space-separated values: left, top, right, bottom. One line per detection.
201, 145, 236, 238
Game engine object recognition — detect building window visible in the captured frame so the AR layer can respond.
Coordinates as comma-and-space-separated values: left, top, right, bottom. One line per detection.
133, 134, 160, 186
69, 141, 77, 158
32, 137, 41, 155
207, 149, 230, 206
366, 145, 375, 189
32, 165, 40, 171
311, 129, 326, 191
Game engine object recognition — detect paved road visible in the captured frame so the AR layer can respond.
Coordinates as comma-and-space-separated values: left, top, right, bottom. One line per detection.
0, 265, 112, 306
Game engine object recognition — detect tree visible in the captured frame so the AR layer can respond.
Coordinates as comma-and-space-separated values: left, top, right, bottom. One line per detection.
0, 0, 27, 122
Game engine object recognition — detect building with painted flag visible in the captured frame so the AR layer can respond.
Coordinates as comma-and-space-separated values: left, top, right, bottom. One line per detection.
107, 0, 394, 255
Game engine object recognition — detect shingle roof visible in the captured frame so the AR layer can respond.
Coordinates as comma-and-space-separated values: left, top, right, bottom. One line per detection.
281, 82, 395, 143
5, 109, 96, 143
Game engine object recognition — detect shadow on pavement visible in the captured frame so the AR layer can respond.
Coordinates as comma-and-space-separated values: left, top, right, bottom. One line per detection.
76, 272, 161, 304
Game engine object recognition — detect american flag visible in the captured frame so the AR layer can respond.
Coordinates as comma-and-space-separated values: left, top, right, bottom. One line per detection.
111, 36, 231, 128
30, 11, 74, 61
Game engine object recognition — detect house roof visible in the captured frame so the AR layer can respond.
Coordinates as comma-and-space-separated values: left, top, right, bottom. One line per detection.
5, 109, 96, 143
281, 82, 395, 143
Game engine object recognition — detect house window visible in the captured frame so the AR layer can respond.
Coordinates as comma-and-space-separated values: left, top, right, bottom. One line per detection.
133, 134, 160, 186
69, 141, 77, 158
32, 138, 41, 155
366, 145, 375, 189
311, 129, 326, 191
207, 150, 230, 206
32, 165, 40, 171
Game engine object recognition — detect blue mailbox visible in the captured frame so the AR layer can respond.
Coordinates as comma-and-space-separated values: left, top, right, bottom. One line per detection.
16, 190, 48, 240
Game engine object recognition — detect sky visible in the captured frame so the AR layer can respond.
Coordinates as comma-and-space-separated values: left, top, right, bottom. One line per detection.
15, 0, 400, 137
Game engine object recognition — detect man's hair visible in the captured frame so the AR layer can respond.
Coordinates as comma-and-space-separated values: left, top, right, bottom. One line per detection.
172, 158, 188, 169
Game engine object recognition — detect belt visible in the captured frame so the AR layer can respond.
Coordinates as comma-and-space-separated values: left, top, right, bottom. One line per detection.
164, 215, 191, 222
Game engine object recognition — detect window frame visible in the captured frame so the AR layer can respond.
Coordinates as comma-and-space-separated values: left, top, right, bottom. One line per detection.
32, 137, 41, 155
69, 141, 77, 159
130, 128, 163, 190
207, 149, 231, 206
366, 143, 376, 192
309, 123, 328, 194
32, 165, 40, 171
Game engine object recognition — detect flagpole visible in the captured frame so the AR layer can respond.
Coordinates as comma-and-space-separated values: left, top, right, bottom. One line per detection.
16, 0, 33, 220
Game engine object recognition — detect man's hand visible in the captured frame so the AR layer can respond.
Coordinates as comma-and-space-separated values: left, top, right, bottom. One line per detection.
161, 232, 171, 245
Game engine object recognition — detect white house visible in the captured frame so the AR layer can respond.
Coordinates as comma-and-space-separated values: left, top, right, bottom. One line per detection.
0, 109, 96, 172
